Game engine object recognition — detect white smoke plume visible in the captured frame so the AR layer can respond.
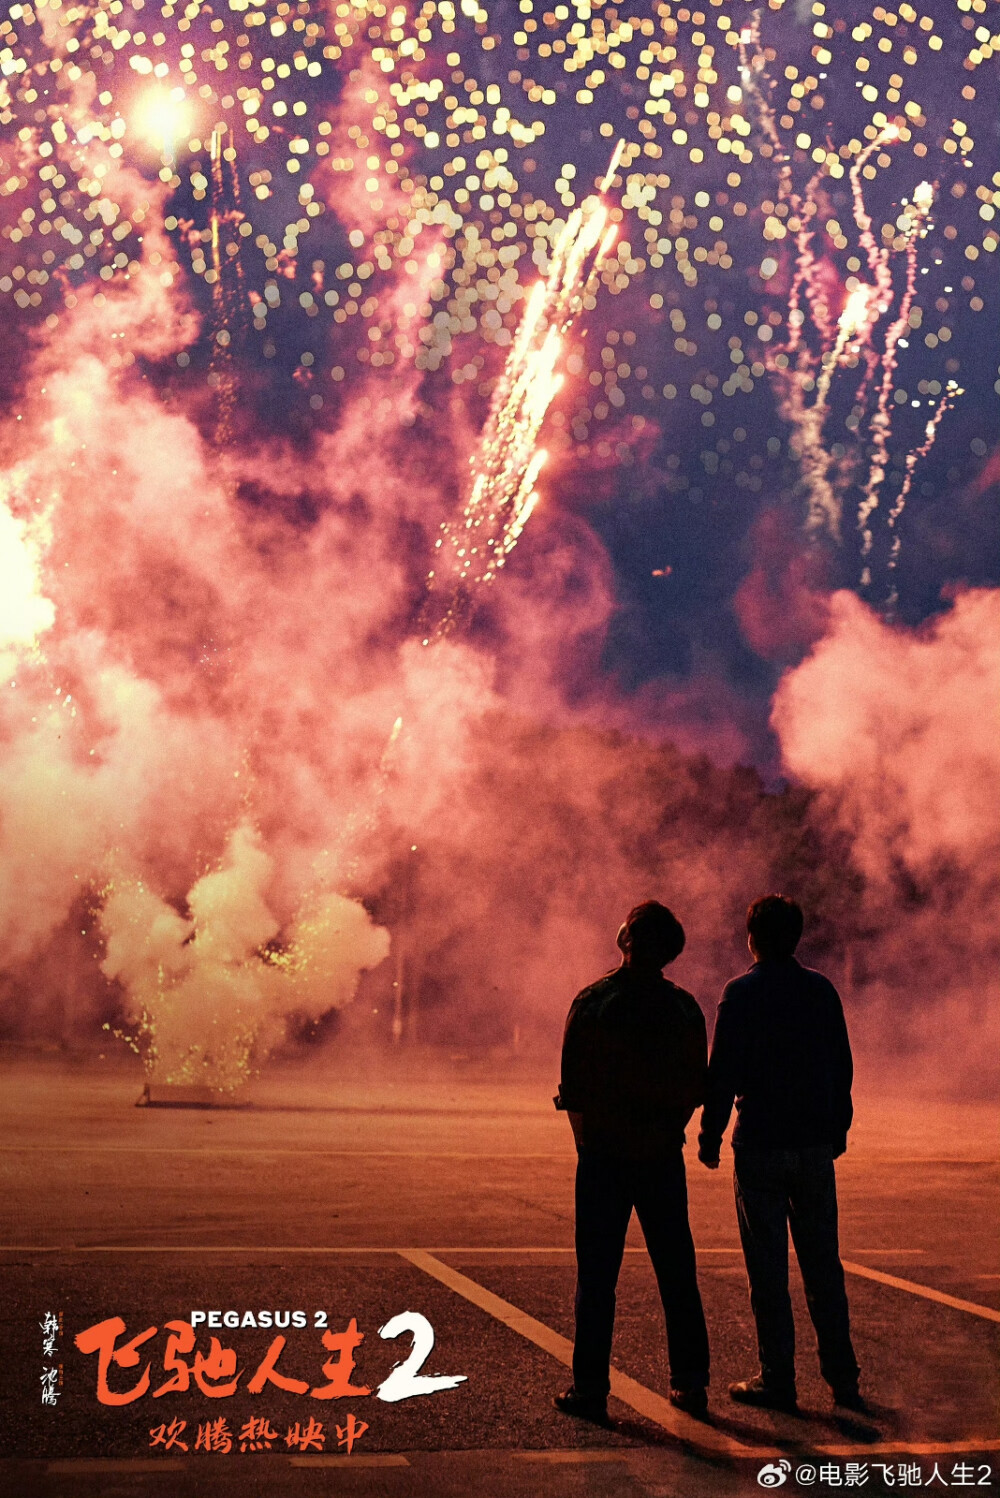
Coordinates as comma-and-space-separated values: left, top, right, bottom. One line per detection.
100, 822, 389, 1089
772, 587, 1000, 1085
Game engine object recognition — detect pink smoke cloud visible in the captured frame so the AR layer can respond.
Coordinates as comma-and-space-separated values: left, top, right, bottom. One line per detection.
770, 587, 1000, 1085
772, 588, 1000, 880
733, 508, 834, 664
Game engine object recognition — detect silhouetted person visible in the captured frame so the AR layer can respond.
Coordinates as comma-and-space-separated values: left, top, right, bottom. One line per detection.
554, 901, 710, 1424
699, 894, 862, 1414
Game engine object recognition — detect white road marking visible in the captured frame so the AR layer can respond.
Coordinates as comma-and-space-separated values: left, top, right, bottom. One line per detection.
37, 1441, 1000, 1476
3, 1244, 995, 1321
841, 1261, 1000, 1323
289, 1455, 410, 1467
4, 1145, 993, 1162
817, 1441, 1000, 1456
399, 1250, 1000, 1460
425, 1246, 745, 1254
397, 1247, 774, 1458
0, 1146, 569, 1158
437, 1246, 926, 1256
0, 1244, 742, 1253
0, 1244, 407, 1253
46, 1459, 186, 1472
514, 1450, 628, 1463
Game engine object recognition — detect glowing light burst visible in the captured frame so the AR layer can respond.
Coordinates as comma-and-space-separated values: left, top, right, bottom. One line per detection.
0, 493, 54, 661
423, 184, 617, 640
132, 87, 193, 165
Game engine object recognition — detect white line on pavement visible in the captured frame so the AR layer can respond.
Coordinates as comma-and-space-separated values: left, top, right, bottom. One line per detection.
0, 1146, 570, 1158
397, 1247, 773, 1459
399, 1250, 1000, 1460
817, 1441, 1000, 1456
514, 1451, 629, 1463
5, 1245, 994, 1320
289, 1455, 411, 1467
841, 1261, 1000, 1323
46, 1459, 186, 1472
0, 1244, 925, 1255
0, 1244, 742, 1254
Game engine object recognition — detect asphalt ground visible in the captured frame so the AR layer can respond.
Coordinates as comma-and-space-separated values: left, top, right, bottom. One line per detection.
1, 1054, 998, 1498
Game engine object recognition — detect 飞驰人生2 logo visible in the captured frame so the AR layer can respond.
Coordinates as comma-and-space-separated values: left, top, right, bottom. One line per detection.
757, 1460, 792, 1487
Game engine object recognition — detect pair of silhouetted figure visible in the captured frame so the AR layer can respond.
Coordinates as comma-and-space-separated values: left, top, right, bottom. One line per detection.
554, 895, 861, 1425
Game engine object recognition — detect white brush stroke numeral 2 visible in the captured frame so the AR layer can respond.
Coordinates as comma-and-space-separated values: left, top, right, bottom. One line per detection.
375, 1312, 468, 1402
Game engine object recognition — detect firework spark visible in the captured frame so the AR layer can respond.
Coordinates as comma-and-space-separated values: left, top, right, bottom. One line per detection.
854, 168, 937, 574
885, 379, 964, 611
132, 87, 192, 166
423, 172, 618, 640
740, 28, 962, 588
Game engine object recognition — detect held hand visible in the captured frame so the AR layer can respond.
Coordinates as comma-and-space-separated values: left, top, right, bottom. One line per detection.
567, 1110, 585, 1154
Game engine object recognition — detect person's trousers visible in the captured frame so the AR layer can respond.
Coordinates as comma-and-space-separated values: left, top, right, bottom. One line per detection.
572, 1148, 710, 1401
734, 1146, 860, 1395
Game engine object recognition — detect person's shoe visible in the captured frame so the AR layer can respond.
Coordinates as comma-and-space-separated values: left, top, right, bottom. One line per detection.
668, 1386, 709, 1419
553, 1387, 611, 1427
729, 1376, 798, 1414
832, 1384, 869, 1414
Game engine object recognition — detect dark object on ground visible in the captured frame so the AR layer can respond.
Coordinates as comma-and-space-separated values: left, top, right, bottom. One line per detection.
668, 1387, 710, 1419
833, 1384, 869, 1413
136, 1083, 247, 1109
728, 1375, 799, 1414
552, 1387, 611, 1427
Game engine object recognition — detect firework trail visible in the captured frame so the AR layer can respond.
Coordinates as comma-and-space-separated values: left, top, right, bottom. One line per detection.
206, 126, 247, 443
421, 156, 620, 642
853, 171, 956, 581
740, 21, 960, 588
885, 386, 963, 611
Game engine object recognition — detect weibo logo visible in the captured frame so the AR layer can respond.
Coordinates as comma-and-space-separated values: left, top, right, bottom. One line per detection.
757, 1460, 792, 1487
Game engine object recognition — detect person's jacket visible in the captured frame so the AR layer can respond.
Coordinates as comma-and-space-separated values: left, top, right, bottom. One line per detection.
557, 967, 707, 1158
699, 957, 853, 1158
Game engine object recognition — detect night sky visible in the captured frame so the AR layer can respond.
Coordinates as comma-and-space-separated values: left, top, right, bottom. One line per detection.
1, 0, 997, 753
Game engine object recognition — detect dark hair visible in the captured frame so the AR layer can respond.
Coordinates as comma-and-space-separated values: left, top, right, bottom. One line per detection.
747, 894, 804, 960
623, 901, 685, 967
